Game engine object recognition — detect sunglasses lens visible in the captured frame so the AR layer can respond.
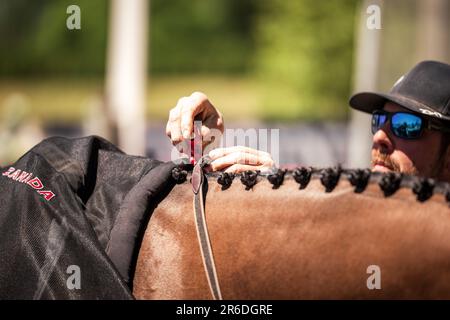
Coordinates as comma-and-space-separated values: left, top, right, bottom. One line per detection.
391, 113, 422, 139
371, 113, 387, 134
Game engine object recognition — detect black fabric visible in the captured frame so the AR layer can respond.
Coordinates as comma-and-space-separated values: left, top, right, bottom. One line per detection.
0, 136, 178, 299
349, 60, 450, 121
106, 161, 181, 287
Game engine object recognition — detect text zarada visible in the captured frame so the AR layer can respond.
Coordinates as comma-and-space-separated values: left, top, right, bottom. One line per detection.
2, 167, 56, 201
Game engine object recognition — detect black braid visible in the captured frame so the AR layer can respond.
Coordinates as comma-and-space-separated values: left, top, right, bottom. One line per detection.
240, 170, 259, 190
348, 169, 371, 193
217, 172, 235, 190
412, 177, 435, 202
197, 165, 450, 205
379, 172, 402, 197
267, 169, 287, 189
320, 166, 341, 192
293, 167, 312, 189
171, 167, 188, 184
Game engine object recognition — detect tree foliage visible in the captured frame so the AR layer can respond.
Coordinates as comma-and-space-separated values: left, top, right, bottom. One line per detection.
254, 0, 359, 120
0, 0, 359, 120
0, 0, 107, 76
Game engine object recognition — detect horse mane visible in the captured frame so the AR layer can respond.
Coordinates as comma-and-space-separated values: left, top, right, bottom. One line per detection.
170, 166, 450, 205
136, 165, 450, 299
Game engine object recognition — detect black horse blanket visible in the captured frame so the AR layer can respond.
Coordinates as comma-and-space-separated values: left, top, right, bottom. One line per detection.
0, 136, 179, 299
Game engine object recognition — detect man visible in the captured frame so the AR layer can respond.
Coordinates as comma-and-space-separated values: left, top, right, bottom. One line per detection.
350, 60, 450, 180
166, 60, 450, 181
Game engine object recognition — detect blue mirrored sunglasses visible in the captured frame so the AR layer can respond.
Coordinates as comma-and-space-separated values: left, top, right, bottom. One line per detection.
371, 110, 450, 140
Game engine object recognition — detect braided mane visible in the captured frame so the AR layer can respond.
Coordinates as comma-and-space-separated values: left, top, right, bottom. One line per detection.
170, 166, 450, 205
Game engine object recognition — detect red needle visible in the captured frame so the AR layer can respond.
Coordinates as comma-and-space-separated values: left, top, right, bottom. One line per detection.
190, 139, 195, 165
190, 120, 202, 165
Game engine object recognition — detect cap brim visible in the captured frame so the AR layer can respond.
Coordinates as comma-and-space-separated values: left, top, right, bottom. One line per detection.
349, 92, 389, 113
349, 92, 450, 121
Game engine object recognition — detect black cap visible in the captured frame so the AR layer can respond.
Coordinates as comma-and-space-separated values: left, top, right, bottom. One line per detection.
349, 60, 450, 121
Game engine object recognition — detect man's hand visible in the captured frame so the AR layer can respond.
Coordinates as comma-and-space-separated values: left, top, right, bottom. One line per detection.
166, 92, 224, 149
206, 146, 275, 173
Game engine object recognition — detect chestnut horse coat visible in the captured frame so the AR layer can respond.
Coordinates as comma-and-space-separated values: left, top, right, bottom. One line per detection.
134, 172, 450, 299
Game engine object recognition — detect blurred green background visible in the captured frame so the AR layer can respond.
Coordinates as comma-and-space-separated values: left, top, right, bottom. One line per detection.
2, 0, 448, 166
0, 0, 358, 124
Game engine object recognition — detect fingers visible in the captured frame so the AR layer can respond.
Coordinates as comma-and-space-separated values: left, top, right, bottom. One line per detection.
166, 96, 195, 144
207, 147, 274, 173
209, 146, 271, 160
223, 164, 270, 174
204, 163, 273, 174
209, 152, 262, 171
166, 106, 182, 143
180, 92, 209, 139
202, 113, 224, 138
201, 125, 223, 152
166, 92, 220, 146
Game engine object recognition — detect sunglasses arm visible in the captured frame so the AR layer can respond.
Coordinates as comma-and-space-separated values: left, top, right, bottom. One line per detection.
428, 121, 450, 133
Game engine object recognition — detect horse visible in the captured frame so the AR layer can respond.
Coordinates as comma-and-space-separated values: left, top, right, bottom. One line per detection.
132, 167, 450, 299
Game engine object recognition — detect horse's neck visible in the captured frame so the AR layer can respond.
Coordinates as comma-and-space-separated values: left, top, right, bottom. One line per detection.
134, 176, 450, 299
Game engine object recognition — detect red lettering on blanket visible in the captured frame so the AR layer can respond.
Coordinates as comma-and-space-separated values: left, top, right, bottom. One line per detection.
37, 190, 56, 201
1, 167, 56, 201
27, 177, 44, 190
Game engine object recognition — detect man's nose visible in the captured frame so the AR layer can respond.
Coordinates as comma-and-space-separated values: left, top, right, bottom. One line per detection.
372, 127, 394, 154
